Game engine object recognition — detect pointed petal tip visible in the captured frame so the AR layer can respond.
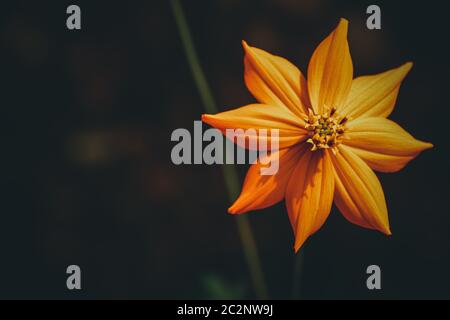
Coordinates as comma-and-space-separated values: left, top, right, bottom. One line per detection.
241, 40, 250, 51
294, 239, 306, 253
337, 18, 349, 32
201, 113, 214, 125
339, 17, 349, 25
367, 221, 392, 236
415, 140, 434, 152
395, 61, 413, 78
227, 206, 236, 214
379, 223, 392, 236
372, 210, 391, 236
293, 231, 310, 253
228, 203, 244, 215
201, 113, 222, 128
399, 61, 413, 74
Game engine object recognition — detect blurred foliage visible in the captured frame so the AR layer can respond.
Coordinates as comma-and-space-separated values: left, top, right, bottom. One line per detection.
202, 274, 247, 300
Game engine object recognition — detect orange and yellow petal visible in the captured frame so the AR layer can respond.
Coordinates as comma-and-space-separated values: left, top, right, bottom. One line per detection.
202, 103, 307, 150
285, 148, 335, 252
243, 41, 310, 118
307, 18, 353, 114
343, 117, 433, 172
331, 145, 391, 235
228, 144, 304, 214
340, 63, 413, 119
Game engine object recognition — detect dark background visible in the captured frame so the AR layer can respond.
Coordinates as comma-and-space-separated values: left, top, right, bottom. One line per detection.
1, 0, 449, 299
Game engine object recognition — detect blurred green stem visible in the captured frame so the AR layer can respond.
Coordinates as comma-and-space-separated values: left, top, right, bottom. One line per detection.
292, 249, 304, 299
170, 0, 268, 299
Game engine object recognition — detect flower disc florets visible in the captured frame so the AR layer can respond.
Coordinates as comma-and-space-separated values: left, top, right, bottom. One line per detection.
305, 107, 347, 151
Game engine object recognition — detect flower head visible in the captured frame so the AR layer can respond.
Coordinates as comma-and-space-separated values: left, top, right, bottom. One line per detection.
202, 18, 433, 252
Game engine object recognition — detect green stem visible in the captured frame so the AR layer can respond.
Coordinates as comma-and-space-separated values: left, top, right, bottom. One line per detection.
170, 0, 268, 299
292, 249, 304, 299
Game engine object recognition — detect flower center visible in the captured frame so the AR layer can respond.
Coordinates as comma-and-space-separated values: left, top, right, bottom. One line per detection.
304, 107, 347, 151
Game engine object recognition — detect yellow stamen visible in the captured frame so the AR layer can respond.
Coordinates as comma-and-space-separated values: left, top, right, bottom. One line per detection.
304, 107, 346, 151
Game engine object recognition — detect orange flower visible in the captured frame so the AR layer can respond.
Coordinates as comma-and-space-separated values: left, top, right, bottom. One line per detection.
202, 18, 432, 252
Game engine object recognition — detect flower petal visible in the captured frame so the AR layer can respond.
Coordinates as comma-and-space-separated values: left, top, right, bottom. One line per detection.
307, 18, 353, 114
343, 117, 433, 172
286, 149, 335, 252
340, 63, 413, 118
202, 104, 307, 150
331, 145, 391, 234
228, 144, 305, 214
243, 41, 310, 118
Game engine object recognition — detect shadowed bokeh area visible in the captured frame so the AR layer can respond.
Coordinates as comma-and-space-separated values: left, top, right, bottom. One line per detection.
2, 0, 449, 298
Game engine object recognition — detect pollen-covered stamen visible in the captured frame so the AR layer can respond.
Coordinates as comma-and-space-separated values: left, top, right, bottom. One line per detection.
304, 107, 346, 151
